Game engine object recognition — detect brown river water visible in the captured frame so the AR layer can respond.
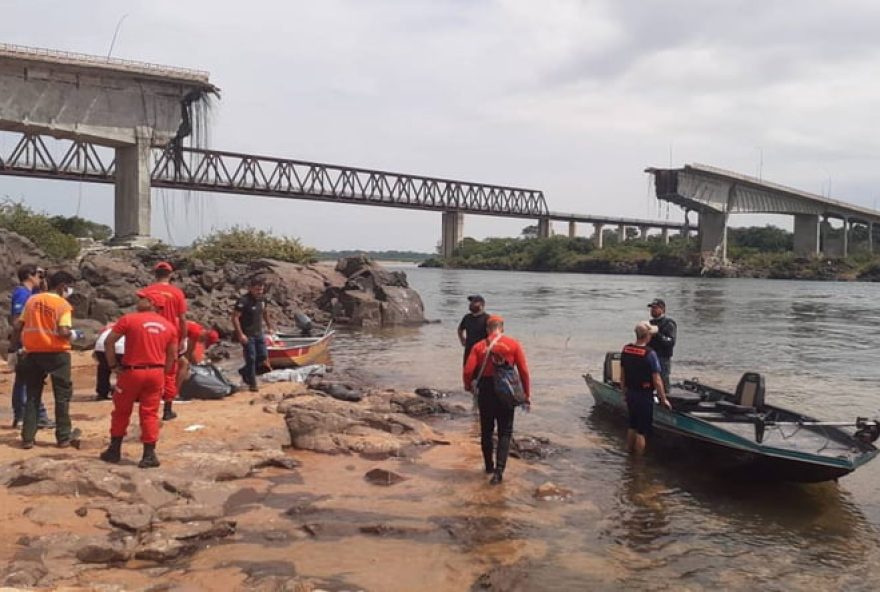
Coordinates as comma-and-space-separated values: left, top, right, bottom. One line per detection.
323, 266, 880, 591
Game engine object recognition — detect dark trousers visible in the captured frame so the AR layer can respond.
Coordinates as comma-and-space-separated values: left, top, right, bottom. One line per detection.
18, 352, 73, 444
477, 377, 516, 473
95, 351, 123, 398
239, 334, 268, 387
11, 369, 49, 422
659, 357, 672, 392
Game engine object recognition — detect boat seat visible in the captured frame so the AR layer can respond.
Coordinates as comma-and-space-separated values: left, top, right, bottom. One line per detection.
603, 352, 622, 387
718, 372, 765, 413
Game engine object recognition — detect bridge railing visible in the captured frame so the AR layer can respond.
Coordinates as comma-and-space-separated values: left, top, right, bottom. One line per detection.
0, 132, 549, 217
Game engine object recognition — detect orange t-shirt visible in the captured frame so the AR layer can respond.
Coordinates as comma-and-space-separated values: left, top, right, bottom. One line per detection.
140, 282, 187, 328
20, 292, 73, 353
111, 311, 177, 367
463, 333, 531, 397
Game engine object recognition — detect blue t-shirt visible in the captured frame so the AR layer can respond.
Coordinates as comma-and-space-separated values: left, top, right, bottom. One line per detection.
646, 350, 661, 374
10, 285, 32, 320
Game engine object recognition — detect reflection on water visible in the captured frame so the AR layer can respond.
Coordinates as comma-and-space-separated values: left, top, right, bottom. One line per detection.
329, 267, 880, 590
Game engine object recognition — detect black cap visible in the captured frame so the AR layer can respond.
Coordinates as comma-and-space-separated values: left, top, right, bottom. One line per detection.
467, 294, 485, 303
647, 298, 666, 308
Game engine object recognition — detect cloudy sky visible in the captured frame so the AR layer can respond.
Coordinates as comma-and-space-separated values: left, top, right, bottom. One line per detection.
3, 0, 880, 250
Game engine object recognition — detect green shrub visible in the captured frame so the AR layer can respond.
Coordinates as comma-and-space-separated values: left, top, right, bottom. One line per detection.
48, 215, 112, 241
193, 226, 316, 264
0, 201, 80, 259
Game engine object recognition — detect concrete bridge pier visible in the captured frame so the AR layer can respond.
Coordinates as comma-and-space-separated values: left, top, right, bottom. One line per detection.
593, 223, 604, 249
537, 217, 551, 238
441, 211, 464, 258
699, 211, 728, 262
617, 224, 625, 242
793, 214, 820, 256
114, 126, 153, 243
639, 225, 649, 241
662, 228, 669, 244
568, 220, 576, 238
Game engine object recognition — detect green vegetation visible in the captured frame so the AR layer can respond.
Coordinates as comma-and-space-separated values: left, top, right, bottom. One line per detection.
48, 215, 112, 241
0, 201, 82, 259
192, 226, 316, 264
422, 224, 880, 281
317, 249, 433, 262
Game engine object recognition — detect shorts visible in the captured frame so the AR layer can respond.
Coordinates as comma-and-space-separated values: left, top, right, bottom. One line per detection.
626, 390, 655, 436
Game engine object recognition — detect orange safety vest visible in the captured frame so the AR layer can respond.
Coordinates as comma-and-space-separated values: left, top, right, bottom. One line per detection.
20, 292, 73, 353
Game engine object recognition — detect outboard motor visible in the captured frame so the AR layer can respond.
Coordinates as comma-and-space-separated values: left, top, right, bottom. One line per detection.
294, 312, 314, 336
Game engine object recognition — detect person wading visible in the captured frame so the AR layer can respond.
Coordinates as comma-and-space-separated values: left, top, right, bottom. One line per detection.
647, 298, 677, 392
463, 315, 531, 485
12, 271, 80, 449
8, 264, 53, 429
620, 321, 672, 455
100, 290, 177, 468
232, 277, 273, 393
457, 295, 489, 365
140, 261, 188, 421
176, 320, 220, 390
94, 322, 125, 400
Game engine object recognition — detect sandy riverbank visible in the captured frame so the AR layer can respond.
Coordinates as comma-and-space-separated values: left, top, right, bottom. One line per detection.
0, 353, 581, 591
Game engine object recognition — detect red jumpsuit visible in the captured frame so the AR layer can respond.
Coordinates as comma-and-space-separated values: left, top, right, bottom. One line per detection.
139, 282, 187, 402
109, 312, 177, 443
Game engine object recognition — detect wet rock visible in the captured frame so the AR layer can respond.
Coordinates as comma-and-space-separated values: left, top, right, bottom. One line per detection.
74, 535, 134, 564
106, 502, 155, 532
312, 381, 364, 402
390, 391, 465, 416
414, 387, 450, 399
364, 468, 406, 486
134, 532, 197, 563
510, 434, 566, 461
534, 482, 573, 501
158, 519, 237, 541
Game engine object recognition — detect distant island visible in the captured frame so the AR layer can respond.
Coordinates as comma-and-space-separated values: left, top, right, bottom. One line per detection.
420, 225, 880, 281
317, 250, 433, 263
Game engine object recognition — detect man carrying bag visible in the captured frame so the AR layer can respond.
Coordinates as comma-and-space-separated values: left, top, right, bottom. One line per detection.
463, 315, 531, 485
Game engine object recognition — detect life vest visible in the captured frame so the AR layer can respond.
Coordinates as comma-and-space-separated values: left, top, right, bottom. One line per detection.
620, 343, 655, 391
20, 292, 73, 353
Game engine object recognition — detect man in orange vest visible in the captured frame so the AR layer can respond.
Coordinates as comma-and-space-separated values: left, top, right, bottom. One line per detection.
99, 289, 177, 468
139, 261, 187, 421
12, 271, 81, 449
463, 315, 531, 485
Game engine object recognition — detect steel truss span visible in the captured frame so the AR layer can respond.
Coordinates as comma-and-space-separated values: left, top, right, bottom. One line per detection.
0, 133, 549, 217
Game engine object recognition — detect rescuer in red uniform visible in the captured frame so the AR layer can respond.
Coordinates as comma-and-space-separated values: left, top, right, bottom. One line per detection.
139, 261, 188, 421
99, 289, 177, 468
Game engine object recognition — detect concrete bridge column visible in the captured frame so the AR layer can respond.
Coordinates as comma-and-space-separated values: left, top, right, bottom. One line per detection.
662, 228, 669, 244
639, 225, 649, 241
568, 220, 576, 238
843, 218, 849, 257
870, 222, 874, 254
537, 217, 551, 239
793, 214, 820, 256
593, 223, 604, 249
441, 211, 464, 258
699, 211, 728, 262
113, 126, 153, 242
617, 224, 625, 243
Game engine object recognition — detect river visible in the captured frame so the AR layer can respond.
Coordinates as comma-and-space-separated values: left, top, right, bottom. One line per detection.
330, 267, 880, 590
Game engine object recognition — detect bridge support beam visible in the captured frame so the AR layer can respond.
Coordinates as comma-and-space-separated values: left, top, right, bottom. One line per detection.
537, 217, 551, 239
699, 211, 728, 263
617, 224, 625, 243
662, 228, 669, 244
639, 225, 649, 241
113, 126, 152, 243
593, 223, 604, 249
793, 214, 820, 256
568, 221, 576, 238
441, 211, 464, 258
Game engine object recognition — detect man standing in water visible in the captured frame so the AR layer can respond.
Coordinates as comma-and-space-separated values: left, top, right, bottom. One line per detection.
463, 315, 531, 485
457, 295, 489, 365
647, 298, 676, 391
620, 321, 671, 455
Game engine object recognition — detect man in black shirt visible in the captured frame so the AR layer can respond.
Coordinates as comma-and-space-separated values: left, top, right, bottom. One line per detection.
457, 295, 489, 365
647, 298, 677, 391
232, 277, 273, 392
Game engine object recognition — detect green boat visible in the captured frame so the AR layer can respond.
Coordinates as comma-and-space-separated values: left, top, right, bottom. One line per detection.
585, 353, 880, 483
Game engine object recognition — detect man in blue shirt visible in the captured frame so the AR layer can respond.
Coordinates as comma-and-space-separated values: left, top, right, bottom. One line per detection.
8, 264, 52, 429
619, 321, 671, 454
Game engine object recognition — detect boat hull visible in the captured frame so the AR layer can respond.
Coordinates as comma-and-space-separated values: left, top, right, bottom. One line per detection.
585, 375, 875, 483
266, 331, 334, 368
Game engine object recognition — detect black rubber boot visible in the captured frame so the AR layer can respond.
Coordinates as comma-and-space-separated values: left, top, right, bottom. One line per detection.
100, 436, 123, 463
484, 460, 495, 474
138, 443, 160, 469
489, 469, 503, 486
162, 401, 177, 421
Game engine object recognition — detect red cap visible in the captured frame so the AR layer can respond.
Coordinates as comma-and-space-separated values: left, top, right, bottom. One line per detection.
154, 261, 173, 272
487, 315, 504, 325
205, 330, 220, 345
136, 289, 166, 309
